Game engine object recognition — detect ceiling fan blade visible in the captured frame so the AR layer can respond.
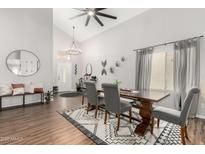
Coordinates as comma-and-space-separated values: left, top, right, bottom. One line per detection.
93, 15, 104, 26
73, 8, 87, 11
94, 8, 106, 11
69, 13, 87, 20
96, 12, 117, 19
85, 15, 91, 26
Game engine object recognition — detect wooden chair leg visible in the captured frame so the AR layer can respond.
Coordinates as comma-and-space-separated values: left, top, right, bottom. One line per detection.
184, 125, 189, 140
157, 118, 160, 128
87, 103, 90, 114
151, 117, 154, 134
104, 110, 108, 124
117, 114, 120, 131
129, 108, 132, 123
82, 95, 84, 105
95, 105, 98, 118
180, 127, 186, 145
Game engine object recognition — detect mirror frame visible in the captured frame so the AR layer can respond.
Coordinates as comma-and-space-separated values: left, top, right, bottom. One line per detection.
85, 63, 92, 76
6, 49, 40, 77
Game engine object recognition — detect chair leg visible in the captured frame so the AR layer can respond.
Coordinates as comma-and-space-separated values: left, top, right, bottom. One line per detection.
180, 127, 186, 145
104, 110, 108, 124
157, 118, 160, 128
95, 105, 98, 118
184, 125, 189, 140
82, 95, 84, 105
87, 103, 90, 114
151, 117, 154, 134
129, 108, 132, 123
117, 114, 120, 131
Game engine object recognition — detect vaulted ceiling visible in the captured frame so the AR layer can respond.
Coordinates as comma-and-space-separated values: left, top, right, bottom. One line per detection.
53, 8, 149, 42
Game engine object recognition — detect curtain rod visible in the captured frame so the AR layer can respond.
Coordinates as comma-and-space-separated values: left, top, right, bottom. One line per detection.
133, 35, 204, 52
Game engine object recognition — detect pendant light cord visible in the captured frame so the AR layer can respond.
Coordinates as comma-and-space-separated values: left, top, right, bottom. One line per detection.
72, 26, 75, 43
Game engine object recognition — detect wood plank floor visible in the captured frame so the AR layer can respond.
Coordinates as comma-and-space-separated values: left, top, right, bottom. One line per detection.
0, 95, 204, 145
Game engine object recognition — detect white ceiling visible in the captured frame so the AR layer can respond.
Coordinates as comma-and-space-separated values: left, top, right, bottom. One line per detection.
53, 8, 150, 42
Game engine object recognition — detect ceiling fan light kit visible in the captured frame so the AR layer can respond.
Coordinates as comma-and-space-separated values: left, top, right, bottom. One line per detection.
70, 8, 117, 27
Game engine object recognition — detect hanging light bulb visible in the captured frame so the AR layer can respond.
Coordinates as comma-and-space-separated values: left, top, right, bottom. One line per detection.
67, 26, 82, 55
67, 54, 71, 60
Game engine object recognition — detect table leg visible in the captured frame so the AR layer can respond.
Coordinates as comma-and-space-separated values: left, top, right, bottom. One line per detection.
134, 100, 152, 136
0, 97, 2, 111
82, 95, 84, 105
23, 95, 25, 107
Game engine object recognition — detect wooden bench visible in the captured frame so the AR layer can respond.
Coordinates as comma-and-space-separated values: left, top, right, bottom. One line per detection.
0, 92, 44, 111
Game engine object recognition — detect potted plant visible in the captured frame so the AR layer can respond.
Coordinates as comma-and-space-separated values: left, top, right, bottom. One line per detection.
45, 90, 53, 103
114, 79, 122, 86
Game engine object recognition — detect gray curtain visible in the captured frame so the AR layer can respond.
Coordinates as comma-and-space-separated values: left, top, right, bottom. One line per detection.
173, 39, 200, 117
135, 48, 153, 90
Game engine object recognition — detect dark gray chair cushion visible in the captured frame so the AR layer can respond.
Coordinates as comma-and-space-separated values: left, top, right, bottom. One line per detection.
153, 106, 181, 125
120, 99, 132, 113
84, 81, 104, 106
102, 83, 132, 114
152, 87, 200, 127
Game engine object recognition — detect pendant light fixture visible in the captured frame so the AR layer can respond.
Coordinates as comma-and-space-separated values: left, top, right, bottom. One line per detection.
67, 26, 82, 55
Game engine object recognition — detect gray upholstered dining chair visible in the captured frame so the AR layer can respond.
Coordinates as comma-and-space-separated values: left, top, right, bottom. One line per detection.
102, 83, 132, 131
84, 81, 104, 118
151, 87, 200, 145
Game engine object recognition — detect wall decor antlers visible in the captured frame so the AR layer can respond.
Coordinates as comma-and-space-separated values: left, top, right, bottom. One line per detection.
109, 67, 114, 74
121, 56, 126, 62
115, 61, 120, 67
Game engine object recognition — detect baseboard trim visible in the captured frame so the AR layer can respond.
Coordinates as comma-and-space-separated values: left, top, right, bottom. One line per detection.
196, 114, 205, 119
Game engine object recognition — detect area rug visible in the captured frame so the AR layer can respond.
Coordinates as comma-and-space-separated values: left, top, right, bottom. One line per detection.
59, 91, 83, 97
59, 106, 181, 145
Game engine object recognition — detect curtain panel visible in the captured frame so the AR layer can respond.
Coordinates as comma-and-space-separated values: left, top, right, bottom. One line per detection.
173, 38, 200, 117
135, 48, 153, 90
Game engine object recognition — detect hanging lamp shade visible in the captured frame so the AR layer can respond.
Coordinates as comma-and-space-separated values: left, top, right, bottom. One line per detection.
67, 26, 82, 55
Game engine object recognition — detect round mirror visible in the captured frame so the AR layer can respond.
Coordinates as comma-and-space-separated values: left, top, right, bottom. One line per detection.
6, 50, 40, 76
86, 63, 92, 76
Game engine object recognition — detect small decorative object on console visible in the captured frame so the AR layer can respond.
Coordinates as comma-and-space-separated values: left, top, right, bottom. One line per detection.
90, 76, 97, 81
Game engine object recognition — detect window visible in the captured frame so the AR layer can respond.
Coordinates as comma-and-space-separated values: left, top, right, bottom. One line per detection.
150, 45, 174, 91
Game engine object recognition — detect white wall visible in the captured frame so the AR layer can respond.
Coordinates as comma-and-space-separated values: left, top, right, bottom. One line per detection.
80, 8, 205, 116
0, 9, 53, 106
53, 26, 82, 91
0, 8, 53, 90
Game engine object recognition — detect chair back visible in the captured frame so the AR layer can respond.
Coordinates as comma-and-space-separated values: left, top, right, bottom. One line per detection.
102, 83, 120, 113
180, 87, 200, 125
84, 81, 98, 106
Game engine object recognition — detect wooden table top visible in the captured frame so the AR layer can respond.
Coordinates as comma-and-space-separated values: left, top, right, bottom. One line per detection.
98, 89, 170, 102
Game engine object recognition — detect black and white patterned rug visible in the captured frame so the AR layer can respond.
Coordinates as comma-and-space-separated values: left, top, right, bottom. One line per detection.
59, 106, 181, 145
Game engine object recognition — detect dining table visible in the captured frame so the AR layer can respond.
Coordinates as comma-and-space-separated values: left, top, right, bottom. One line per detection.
98, 88, 170, 136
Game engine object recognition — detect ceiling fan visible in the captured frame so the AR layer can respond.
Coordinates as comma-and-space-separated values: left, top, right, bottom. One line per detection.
69, 8, 117, 26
